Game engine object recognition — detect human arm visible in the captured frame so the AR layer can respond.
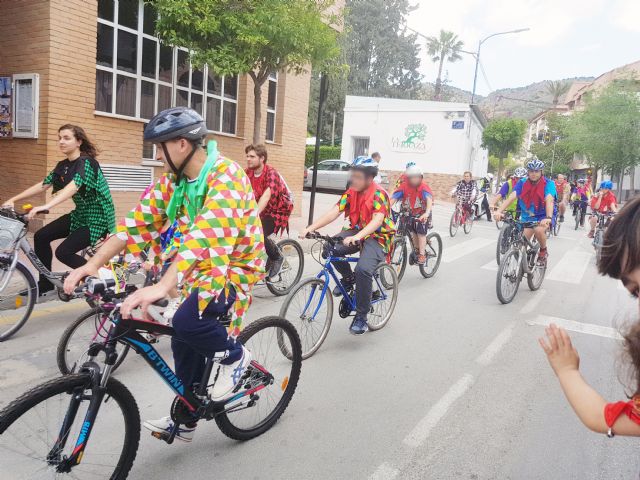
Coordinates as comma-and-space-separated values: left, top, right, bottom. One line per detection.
344, 213, 384, 245
539, 324, 640, 436
120, 260, 179, 319
27, 180, 79, 219
299, 204, 341, 239
494, 191, 517, 220
63, 235, 128, 293
256, 187, 271, 215
3, 181, 51, 208
419, 196, 433, 223
540, 194, 555, 228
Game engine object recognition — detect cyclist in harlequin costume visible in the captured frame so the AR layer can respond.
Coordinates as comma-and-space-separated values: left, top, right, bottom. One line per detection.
300, 156, 395, 335
390, 162, 433, 265
65, 107, 265, 442
490, 167, 526, 219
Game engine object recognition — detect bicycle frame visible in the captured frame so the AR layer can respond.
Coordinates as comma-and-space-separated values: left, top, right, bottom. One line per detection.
509, 222, 540, 275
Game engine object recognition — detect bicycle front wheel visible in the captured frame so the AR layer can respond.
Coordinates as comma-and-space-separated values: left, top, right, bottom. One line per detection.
449, 210, 459, 237
527, 263, 547, 291
368, 263, 398, 331
390, 237, 408, 282
496, 250, 522, 304
216, 316, 302, 441
594, 230, 604, 263
266, 239, 304, 297
279, 277, 333, 359
0, 261, 37, 342
420, 232, 442, 278
0, 373, 140, 479
463, 214, 474, 234
496, 224, 512, 266
57, 307, 131, 375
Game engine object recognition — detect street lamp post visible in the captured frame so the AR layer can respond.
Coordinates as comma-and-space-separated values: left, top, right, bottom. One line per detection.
470, 28, 529, 104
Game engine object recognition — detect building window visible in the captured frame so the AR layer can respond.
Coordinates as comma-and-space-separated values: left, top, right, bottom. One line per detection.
265, 71, 277, 142
96, 0, 238, 135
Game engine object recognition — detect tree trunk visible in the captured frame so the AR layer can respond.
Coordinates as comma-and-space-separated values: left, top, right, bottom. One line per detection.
630, 166, 636, 196
498, 157, 505, 180
252, 79, 263, 144
434, 55, 445, 100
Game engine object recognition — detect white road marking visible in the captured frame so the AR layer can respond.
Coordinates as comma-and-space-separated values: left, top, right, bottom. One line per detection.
442, 238, 493, 263
403, 374, 475, 448
527, 315, 623, 340
481, 260, 497, 271
369, 463, 399, 480
546, 250, 592, 284
520, 289, 546, 315
475, 323, 515, 366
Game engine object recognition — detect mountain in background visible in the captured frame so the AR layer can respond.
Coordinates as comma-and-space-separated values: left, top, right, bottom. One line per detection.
419, 76, 595, 120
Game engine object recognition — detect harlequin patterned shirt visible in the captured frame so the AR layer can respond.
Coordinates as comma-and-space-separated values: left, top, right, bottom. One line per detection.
43, 156, 115, 245
115, 156, 266, 337
337, 188, 396, 253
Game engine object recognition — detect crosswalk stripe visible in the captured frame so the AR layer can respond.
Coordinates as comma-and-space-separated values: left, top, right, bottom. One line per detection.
546, 250, 592, 284
481, 260, 497, 271
442, 238, 493, 263
527, 314, 622, 340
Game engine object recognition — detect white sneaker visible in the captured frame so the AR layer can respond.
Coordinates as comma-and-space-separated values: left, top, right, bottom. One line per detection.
162, 298, 181, 323
142, 416, 196, 442
210, 346, 252, 402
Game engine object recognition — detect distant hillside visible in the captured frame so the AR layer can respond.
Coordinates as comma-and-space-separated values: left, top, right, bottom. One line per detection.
419, 77, 595, 120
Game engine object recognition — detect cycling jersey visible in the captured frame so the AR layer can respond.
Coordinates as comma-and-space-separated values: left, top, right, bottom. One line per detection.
514, 177, 557, 221
591, 191, 617, 213
573, 185, 591, 202
116, 148, 265, 337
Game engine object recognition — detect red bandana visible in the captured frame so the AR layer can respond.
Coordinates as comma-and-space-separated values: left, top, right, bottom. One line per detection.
520, 177, 547, 211
398, 180, 432, 215
346, 182, 377, 228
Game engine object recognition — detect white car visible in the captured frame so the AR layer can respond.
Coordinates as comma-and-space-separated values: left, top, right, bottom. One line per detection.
304, 159, 388, 191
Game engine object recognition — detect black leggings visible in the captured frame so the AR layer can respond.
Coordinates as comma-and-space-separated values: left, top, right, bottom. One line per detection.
33, 214, 92, 292
261, 215, 281, 261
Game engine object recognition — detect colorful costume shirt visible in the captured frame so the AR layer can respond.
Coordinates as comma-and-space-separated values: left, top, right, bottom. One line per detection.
246, 164, 293, 235
514, 177, 557, 221
115, 150, 266, 337
391, 181, 433, 215
337, 184, 395, 253
43, 156, 115, 245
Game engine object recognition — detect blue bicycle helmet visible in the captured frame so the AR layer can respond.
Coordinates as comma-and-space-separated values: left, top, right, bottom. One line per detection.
600, 180, 613, 190
526, 156, 545, 171
351, 156, 379, 177
514, 167, 527, 178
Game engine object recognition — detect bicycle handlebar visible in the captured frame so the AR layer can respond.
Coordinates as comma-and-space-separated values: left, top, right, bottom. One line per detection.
74, 276, 169, 307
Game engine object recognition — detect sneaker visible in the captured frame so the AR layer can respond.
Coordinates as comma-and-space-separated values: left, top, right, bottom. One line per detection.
537, 248, 548, 267
416, 254, 427, 265
210, 346, 252, 402
143, 416, 196, 442
162, 298, 180, 323
267, 255, 284, 281
349, 316, 369, 335
333, 277, 354, 297
559, 214, 565, 223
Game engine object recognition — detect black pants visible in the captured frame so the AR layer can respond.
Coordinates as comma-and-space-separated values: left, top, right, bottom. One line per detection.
33, 214, 91, 292
261, 215, 282, 261
481, 195, 492, 221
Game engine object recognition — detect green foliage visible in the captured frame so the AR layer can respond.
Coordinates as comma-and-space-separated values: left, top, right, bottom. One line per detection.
153, 0, 344, 143
482, 118, 527, 178
529, 112, 576, 175
425, 30, 464, 100
545, 80, 570, 105
305, 145, 342, 167
488, 154, 519, 176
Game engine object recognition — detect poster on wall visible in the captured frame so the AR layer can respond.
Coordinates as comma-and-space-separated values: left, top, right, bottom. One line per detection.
0, 76, 11, 138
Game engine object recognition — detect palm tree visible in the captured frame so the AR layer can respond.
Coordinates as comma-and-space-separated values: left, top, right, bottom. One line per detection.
546, 80, 571, 105
426, 30, 464, 100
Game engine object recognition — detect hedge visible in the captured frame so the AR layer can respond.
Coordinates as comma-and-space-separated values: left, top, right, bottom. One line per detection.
305, 145, 342, 167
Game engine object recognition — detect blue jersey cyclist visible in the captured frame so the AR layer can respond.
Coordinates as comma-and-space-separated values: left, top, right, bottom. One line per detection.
494, 157, 556, 266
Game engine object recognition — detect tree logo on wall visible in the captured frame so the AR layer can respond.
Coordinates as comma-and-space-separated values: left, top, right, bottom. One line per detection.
391, 123, 428, 153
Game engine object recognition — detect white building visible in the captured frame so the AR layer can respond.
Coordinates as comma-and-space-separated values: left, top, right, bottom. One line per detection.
340, 96, 488, 198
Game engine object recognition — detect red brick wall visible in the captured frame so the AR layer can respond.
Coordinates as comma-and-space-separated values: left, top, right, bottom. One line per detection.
384, 171, 462, 202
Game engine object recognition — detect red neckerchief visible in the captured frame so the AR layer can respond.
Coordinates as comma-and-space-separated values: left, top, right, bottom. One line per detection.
520, 176, 547, 211
246, 164, 270, 200
554, 179, 567, 191
346, 182, 377, 228
605, 396, 640, 427
399, 180, 432, 214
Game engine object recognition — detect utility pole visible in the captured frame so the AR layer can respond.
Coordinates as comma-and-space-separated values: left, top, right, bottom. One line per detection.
308, 73, 329, 226
331, 111, 336, 147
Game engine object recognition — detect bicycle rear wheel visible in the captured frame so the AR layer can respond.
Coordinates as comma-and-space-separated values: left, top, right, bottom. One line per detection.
278, 277, 333, 359
368, 263, 398, 331
0, 373, 140, 479
419, 233, 442, 278
496, 250, 522, 304
0, 261, 37, 342
449, 210, 459, 237
390, 237, 408, 282
216, 316, 301, 441
57, 307, 130, 375
265, 239, 304, 297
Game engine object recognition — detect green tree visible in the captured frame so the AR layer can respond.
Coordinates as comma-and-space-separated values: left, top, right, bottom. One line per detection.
545, 80, 570, 105
426, 30, 464, 100
153, 0, 343, 143
481, 118, 528, 179
529, 113, 576, 175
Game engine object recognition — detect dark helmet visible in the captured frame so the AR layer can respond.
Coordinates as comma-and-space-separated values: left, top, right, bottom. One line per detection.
144, 107, 207, 144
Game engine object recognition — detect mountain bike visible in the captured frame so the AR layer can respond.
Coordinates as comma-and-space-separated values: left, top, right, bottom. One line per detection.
278, 233, 398, 359
496, 211, 520, 265
545, 205, 561, 238
0, 277, 302, 479
449, 199, 474, 237
573, 199, 587, 230
496, 220, 547, 304
390, 208, 442, 281
0, 206, 108, 341
259, 238, 304, 296
592, 211, 615, 262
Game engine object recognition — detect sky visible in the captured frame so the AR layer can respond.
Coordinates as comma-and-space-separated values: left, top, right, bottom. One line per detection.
407, 0, 640, 96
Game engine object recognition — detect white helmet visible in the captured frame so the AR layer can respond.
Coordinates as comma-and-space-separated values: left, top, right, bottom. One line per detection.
486, 173, 494, 180
405, 162, 423, 177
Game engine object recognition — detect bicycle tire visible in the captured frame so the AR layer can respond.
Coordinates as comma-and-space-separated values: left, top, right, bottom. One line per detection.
57, 307, 131, 375
0, 373, 140, 480
463, 214, 473, 234
0, 261, 37, 342
449, 210, 459, 237
419, 232, 442, 278
594, 230, 604, 263
266, 239, 305, 297
391, 237, 408, 282
216, 316, 302, 441
527, 264, 546, 291
496, 224, 512, 266
368, 263, 398, 331
554, 218, 561, 236
278, 277, 333, 360
496, 250, 522, 304
574, 209, 580, 230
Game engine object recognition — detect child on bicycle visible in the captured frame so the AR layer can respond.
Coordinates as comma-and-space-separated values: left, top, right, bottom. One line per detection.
299, 156, 395, 335
540, 195, 640, 437
588, 180, 618, 238
390, 162, 433, 265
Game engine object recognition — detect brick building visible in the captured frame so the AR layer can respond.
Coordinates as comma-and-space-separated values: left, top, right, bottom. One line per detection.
0, 0, 315, 229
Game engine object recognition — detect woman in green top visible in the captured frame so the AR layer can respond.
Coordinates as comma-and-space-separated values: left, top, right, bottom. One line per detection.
2, 124, 115, 296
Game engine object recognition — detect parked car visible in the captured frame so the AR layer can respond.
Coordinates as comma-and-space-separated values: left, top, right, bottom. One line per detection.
304, 159, 388, 192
